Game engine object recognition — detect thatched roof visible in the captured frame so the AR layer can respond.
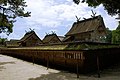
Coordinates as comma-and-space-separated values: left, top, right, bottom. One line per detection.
43, 34, 61, 44
5, 39, 20, 47
58, 36, 65, 41
20, 31, 42, 42
65, 15, 106, 36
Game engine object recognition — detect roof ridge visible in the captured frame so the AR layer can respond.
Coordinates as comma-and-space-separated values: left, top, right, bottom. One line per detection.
76, 15, 101, 23
20, 31, 35, 41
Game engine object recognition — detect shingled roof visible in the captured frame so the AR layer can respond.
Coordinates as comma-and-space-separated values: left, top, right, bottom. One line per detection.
65, 15, 106, 36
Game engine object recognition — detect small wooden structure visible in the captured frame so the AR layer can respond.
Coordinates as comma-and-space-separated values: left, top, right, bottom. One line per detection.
19, 31, 42, 47
42, 33, 62, 44
5, 39, 20, 48
63, 15, 107, 43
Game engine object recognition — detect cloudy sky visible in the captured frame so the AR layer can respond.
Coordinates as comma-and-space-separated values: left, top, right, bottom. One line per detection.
0, 0, 119, 40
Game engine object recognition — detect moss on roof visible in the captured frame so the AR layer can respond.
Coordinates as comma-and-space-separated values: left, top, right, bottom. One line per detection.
65, 15, 106, 36
8, 42, 120, 50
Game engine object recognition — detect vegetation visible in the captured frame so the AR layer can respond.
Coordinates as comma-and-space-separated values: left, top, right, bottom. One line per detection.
0, 37, 7, 45
112, 30, 120, 44
64, 43, 119, 50
111, 22, 120, 44
116, 21, 120, 30
105, 28, 112, 43
0, 0, 30, 35
10, 43, 119, 50
73, 0, 120, 16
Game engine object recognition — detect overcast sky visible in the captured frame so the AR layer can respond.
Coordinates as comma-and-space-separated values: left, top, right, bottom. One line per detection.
0, 0, 119, 40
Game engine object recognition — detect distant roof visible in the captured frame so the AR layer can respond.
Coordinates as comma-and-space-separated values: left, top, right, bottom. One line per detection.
5, 39, 20, 47
65, 15, 106, 36
20, 31, 41, 42
43, 34, 61, 43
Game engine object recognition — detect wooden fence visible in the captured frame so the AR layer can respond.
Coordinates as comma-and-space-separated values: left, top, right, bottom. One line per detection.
0, 48, 85, 72
0, 47, 120, 73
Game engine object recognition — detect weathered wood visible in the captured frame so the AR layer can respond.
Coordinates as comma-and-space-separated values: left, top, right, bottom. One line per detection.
77, 55, 79, 78
0, 47, 120, 74
32, 52, 35, 65
47, 54, 49, 70
97, 56, 100, 78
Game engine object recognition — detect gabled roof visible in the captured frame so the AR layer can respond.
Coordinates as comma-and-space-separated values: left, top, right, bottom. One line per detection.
20, 31, 42, 42
43, 33, 61, 43
58, 36, 65, 41
65, 15, 106, 36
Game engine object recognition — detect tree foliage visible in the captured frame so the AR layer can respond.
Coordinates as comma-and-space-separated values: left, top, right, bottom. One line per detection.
111, 22, 120, 44
105, 28, 112, 43
0, 0, 31, 35
73, 0, 120, 16
116, 21, 120, 30
0, 37, 7, 45
112, 30, 120, 44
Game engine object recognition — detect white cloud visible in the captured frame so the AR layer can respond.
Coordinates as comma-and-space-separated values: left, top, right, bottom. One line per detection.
93, 4, 118, 30
24, 0, 93, 28
2, 0, 118, 39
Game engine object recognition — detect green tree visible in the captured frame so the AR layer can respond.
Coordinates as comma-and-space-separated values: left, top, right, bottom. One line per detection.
105, 28, 112, 43
73, 0, 120, 16
0, 37, 7, 45
116, 21, 120, 30
112, 30, 120, 44
0, 0, 31, 35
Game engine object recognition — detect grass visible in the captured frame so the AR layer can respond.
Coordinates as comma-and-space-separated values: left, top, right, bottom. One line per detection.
3, 42, 120, 50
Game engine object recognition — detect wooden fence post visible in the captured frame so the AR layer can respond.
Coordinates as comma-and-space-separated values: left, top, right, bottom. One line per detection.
97, 56, 100, 78
77, 53, 79, 78
32, 51, 35, 65
47, 53, 49, 70
65, 52, 67, 65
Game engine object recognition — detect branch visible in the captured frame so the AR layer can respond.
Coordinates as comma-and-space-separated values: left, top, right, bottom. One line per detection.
73, 0, 80, 4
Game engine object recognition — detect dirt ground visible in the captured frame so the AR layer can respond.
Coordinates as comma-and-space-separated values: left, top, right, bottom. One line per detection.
28, 68, 120, 80
29, 61, 120, 80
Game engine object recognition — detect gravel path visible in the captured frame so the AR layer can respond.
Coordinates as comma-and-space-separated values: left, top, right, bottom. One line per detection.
0, 54, 59, 80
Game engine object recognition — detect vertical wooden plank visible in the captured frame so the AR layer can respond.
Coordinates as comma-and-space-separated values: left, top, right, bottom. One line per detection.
76, 53, 79, 78
47, 52, 49, 70
97, 56, 100, 78
32, 51, 35, 65
64, 52, 67, 65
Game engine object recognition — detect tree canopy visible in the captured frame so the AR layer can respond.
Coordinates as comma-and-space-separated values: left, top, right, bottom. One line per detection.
0, 0, 30, 35
112, 30, 120, 44
0, 37, 7, 45
105, 28, 112, 43
116, 21, 120, 30
73, 0, 120, 16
